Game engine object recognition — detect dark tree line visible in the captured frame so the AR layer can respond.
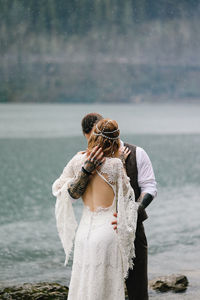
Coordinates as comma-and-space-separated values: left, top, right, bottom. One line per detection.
0, 0, 199, 37
0, 0, 200, 103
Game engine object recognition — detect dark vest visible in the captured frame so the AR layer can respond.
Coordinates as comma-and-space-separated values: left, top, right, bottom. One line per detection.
124, 143, 148, 222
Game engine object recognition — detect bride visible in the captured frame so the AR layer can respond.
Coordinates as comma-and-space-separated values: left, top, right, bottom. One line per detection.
52, 119, 139, 300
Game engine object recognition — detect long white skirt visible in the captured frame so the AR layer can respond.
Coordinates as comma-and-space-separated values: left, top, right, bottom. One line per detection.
68, 199, 125, 300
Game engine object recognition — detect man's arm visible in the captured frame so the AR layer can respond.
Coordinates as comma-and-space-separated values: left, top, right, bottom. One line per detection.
68, 146, 105, 199
137, 147, 157, 199
137, 192, 153, 216
135, 147, 157, 220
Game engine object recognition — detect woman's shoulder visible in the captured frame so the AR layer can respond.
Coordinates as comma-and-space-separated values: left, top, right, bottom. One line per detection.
71, 151, 86, 160
71, 151, 87, 164
64, 151, 86, 170
99, 157, 125, 183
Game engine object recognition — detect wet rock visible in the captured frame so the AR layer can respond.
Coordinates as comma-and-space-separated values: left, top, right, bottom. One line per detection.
149, 274, 189, 293
0, 282, 68, 300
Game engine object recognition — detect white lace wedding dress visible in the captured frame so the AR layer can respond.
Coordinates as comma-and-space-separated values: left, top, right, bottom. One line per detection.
52, 153, 138, 300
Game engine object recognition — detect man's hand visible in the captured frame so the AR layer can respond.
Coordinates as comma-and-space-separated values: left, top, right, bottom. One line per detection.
84, 146, 105, 174
138, 193, 153, 213
119, 146, 131, 164
111, 212, 118, 230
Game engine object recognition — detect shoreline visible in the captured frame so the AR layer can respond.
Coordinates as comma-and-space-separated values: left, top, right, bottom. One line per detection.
1, 271, 199, 299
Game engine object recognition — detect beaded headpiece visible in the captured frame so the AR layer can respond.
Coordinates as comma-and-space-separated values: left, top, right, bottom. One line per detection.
93, 120, 119, 140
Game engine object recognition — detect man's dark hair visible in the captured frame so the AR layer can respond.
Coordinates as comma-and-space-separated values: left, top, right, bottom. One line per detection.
81, 113, 103, 134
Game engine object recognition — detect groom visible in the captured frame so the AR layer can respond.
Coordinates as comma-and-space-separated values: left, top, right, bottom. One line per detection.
68, 113, 157, 300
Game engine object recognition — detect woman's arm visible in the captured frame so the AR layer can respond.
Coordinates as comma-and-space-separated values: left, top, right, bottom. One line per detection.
67, 169, 90, 199
68, 146, 105, 199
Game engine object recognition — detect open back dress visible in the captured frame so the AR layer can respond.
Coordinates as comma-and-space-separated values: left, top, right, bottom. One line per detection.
52, 153, 138, 300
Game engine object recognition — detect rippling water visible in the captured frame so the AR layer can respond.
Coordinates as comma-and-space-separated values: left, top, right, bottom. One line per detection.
0, 104, 200, 299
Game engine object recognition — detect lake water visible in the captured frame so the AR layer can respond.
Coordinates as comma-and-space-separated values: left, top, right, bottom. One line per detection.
0, 103, 200, 299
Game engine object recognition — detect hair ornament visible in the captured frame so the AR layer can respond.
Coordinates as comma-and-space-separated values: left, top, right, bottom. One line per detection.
93, 121, 119, 140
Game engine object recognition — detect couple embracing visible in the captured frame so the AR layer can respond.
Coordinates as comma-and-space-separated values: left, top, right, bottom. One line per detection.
52, 113, 157, 300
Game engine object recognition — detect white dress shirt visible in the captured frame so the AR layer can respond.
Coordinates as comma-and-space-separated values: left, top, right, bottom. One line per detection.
121, 141, 157, 198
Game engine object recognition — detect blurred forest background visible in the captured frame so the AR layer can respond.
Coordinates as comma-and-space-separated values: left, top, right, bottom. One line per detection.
0, 0, 200, 103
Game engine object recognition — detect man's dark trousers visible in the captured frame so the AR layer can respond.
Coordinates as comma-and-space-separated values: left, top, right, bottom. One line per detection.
124, 143, 149, 300
125, 222, 148, 300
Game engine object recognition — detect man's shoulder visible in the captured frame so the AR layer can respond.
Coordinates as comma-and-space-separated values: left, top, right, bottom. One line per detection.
124, 143, 149, 165
124, 142, 146, 153
124, 142, 137, 150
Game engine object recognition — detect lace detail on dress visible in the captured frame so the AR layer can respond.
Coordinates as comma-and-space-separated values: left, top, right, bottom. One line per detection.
68, 198, 125, 300
99, 157, 121, 185
84, 199, 115, 214
52, 152, 138, 297
113, 159, 139, 278
98, 158, 138, 277
52, 153, 86, 265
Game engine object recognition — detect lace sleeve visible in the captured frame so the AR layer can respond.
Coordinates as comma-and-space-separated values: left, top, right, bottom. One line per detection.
52, 154, 80, 266
115, 159, 139, 279
52, 156, 76, 198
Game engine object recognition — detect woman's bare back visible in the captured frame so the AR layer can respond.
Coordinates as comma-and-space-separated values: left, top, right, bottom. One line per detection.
82, 172, 115, 211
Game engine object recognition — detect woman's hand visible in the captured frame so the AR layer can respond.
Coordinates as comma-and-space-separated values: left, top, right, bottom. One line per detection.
119, 146, 131, 164
84, 146, 105, 174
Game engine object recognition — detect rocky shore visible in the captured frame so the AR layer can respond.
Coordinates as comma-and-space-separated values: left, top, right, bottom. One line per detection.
0, 274, 188, 299
0, 282, 68, 300
149, 274, 188, 293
